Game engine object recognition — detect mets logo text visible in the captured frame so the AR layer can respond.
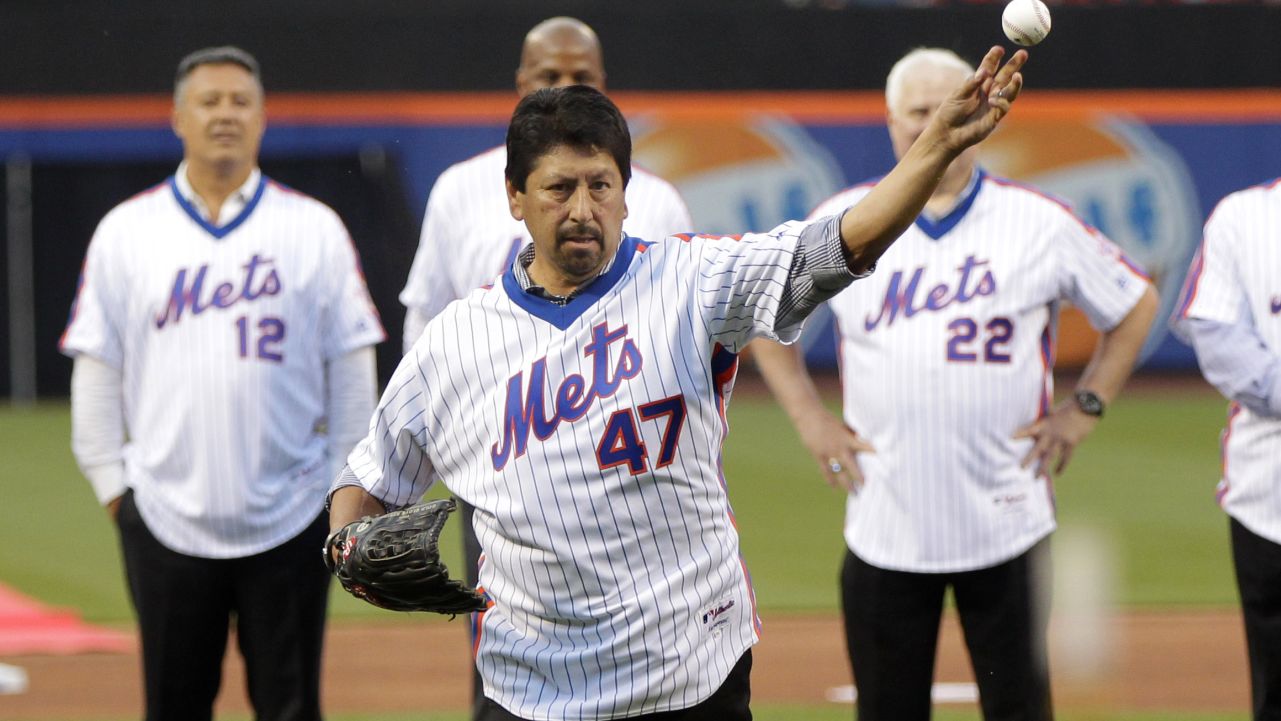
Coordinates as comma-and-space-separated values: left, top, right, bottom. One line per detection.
154, 254, 281, 329
865, 255, 997, 332
490, 322, 642, 470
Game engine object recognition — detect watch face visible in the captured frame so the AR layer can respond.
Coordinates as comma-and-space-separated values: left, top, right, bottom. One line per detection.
1075, 391, 1104, 417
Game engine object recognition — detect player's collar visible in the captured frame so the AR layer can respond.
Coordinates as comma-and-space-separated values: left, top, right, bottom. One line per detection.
170, 163, 266, 240
503, 235, 641, 330
914, 168, 985, 241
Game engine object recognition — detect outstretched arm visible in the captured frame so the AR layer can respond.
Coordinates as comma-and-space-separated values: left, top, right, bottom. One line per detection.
840, 46, 1027, 274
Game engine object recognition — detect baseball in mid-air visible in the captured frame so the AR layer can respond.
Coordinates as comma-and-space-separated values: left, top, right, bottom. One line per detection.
1002, 0, 1052, 46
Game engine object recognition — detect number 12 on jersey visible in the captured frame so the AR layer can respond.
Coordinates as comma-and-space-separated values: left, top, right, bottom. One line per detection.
236, 315, 286, 362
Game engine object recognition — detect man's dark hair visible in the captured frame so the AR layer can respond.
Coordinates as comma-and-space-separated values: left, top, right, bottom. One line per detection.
174, 46, 262, 102
505, 85, 631, 192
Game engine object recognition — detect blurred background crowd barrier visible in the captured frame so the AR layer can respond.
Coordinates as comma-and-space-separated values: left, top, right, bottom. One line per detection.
3, 0, 1280, 400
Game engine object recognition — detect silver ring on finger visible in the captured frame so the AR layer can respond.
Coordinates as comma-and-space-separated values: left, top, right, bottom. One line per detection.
827, 458, 843, 474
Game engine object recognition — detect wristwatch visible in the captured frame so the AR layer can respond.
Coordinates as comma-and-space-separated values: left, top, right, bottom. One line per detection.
1073, 389, 1106, 418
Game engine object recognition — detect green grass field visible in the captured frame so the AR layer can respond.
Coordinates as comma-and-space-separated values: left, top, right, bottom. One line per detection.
725, 375, 1238, 611
0, 377, 1237, 620
0, 376, 1243, 720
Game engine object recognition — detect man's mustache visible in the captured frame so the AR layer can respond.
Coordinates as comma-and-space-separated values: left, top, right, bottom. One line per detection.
556, 224, 602, 244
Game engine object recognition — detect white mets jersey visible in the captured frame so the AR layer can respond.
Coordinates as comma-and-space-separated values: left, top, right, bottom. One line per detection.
811, 170, 1150, 573
1172, 178, 1281, 545
61, 172, 385, 559
345, 228, 811, 720
398, 145, 692, 348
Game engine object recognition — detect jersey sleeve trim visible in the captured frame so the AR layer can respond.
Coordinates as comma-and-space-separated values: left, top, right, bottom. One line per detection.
1172, 187, 1250, 323
58, 256, 91, 356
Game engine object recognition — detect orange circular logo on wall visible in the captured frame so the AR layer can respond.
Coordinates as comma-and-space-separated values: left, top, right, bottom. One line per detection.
633, 117, 845, 235
981, 117, 1200, 367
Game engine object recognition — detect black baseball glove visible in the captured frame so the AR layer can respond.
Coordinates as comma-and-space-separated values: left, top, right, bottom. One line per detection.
323, 498, 487, 615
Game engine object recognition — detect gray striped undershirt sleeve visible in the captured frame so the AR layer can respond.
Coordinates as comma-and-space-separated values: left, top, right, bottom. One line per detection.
776, 209, 867, 330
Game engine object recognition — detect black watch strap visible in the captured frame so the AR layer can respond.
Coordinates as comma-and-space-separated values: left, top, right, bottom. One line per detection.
1074, 389, 1105, 418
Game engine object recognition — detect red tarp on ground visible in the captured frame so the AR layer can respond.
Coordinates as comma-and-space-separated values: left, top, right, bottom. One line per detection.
0, 583, 132, 655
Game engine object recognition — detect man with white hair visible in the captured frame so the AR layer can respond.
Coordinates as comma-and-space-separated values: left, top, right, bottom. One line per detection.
753, 47, 1157, 720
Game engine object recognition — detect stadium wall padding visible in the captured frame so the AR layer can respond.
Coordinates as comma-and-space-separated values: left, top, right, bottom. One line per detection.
3, 90, 1278, 395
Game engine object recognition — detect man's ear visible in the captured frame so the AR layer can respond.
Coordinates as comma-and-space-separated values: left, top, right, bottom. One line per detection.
515, 68, 529, 99
506, 179, 525, 221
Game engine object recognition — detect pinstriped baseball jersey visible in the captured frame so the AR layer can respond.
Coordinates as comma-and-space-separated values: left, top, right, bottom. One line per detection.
347, 227, 809, 720
60, 171, 385, 558
1172, 178, 1281, 545
399, 145, 691, 338
810, 170, 1150, 573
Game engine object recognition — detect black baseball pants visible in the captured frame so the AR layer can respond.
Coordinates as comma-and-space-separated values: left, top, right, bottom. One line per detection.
840, 541, 1053, 721
472, 650, 752, 721
115, 489, 331, 721
1231, 517, 1281, 721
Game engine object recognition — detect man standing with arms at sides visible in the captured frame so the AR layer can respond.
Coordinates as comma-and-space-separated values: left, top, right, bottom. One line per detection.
331, 45, 1027, 721
398, 17, 691, 702
61, 46, 384, 721
1171, 179, 1281, 721
400, 16, 691, 350
753, 47, 1157, 721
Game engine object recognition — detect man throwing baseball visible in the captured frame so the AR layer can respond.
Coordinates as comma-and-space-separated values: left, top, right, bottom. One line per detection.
397, 17, 692, 706
752, 47, 1157, 721
1171, 179, 1281, 721
330, 46, 1027, 721
62, 47, 384, 721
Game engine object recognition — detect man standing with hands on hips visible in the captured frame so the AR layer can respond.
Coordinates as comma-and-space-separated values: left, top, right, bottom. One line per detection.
332, 46, 1028, 721
753, 47, 1157, 721
62, 46, 384, 721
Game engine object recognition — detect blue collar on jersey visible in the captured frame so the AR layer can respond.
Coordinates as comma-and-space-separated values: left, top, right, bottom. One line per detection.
168, 174, 268, 240
914, 168, 985, 240
503, 234, 641, 330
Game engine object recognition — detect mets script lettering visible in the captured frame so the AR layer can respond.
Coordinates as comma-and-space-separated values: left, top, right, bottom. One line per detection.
864, 255, 997, 331
491, 322, 642, 470
154, 254, 282, 329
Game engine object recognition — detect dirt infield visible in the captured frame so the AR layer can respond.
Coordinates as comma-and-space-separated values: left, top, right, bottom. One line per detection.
0, 609, 1249, 719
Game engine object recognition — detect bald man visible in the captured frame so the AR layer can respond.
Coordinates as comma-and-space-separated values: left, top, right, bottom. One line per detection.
400, 17, 690, 349
395, 15, 691, 708
515, 17, 606, 96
